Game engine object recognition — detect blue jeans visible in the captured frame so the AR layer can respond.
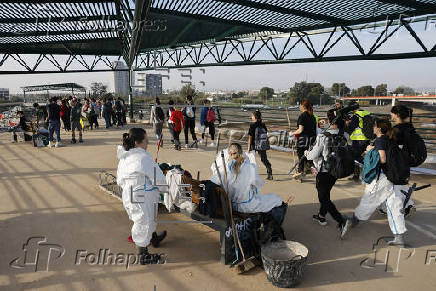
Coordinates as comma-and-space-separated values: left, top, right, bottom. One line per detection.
104, 114, 111, 128
49, 119, 61, 142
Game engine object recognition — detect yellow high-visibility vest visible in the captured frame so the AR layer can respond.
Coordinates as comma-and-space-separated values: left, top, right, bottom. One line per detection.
350, 110, 370, 141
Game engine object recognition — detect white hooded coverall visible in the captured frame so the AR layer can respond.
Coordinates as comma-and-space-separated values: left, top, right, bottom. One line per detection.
210, 150, 282, 213
116, 146, 167, 247
355, 172, 407, 235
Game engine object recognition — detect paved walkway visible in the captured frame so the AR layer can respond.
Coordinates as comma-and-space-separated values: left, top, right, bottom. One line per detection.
1, 125, 435, 291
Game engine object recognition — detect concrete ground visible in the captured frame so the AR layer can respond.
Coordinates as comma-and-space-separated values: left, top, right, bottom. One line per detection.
1, 124, 435, 291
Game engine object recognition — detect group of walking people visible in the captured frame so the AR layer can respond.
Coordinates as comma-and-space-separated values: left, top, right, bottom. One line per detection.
298, 101, 423, 246
150, 96, 219, 151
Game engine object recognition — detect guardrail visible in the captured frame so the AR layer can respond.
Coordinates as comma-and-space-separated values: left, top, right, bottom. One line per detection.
132, 104, 436, 153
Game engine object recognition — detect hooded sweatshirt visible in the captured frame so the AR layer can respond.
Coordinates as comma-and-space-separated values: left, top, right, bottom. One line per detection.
305, 128, 341, 173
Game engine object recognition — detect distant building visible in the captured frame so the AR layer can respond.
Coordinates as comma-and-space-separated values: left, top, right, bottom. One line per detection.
135, 72, 147, 96
0, 88, 9, 100
112, 61, 132, 97
146, 74, 162, 97
134, 73, 162, 97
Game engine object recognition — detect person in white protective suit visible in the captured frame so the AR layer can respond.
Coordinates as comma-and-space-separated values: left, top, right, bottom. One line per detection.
116, 128, 167, 264
348, 119, 407, 247
210, 143, 283, 214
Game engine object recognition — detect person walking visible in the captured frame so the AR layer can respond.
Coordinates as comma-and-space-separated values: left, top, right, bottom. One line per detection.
305, 109, 350, 238
46, 97, 62, 148
70, 98, 83, 143
248, 110, 273, 180
199, 99, 216, 147
115, 99, 124, 127
89, 98, 99, 129
348, 118, 407, 246
60, 99, 71, 131
150, 97, 165, 145
182, 95, 198, 148
345, 102, 371, 182
103, 98, 113, 129
290, 100, 317, 180
168, 104, 185, 151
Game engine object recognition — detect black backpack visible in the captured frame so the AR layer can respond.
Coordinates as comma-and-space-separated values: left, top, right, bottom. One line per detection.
255, 125, 270, 151
323, 132, 354, 179
385, 139, 410, 185
403, 127, 427, 167
361, 114, 376, 140
155, 106, 165, 122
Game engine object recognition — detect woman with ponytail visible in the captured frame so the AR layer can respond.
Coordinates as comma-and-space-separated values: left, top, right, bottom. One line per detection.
390, 105, 419, 217
116, 128, 168, 264
290, 100, 317, 180
348, 118, 408, 246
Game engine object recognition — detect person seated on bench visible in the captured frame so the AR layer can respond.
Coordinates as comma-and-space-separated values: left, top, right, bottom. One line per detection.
210, 143, 283, 214
10, 111, 31, 142
116, 128, 167, 265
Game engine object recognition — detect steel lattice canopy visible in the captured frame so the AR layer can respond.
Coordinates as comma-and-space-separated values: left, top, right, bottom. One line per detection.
22, 82, 86, 92
1, 0, 436, 59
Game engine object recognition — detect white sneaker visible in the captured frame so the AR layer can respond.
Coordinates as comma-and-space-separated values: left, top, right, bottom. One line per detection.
184, 144, 189, 149
199, 139, 205, 145
55, 142, 61, 148
208, 142, 216, 147
48, 141, 54, 148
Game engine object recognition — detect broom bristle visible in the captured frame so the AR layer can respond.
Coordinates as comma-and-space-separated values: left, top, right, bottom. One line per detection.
234, 257, 257, 274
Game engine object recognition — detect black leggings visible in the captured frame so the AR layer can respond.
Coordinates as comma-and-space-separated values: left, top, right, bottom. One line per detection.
184, 118, 197, 144
297, 136, 315, 173
257, 150, 272, 172
316, 172, 344, 225
201, 121, 215, 141
169, 123, 181, 147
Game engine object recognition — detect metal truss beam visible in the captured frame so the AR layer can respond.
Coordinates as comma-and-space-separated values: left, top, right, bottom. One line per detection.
134, 21, 436, 71
0, 53, 126, 74
133, 51, 436, 70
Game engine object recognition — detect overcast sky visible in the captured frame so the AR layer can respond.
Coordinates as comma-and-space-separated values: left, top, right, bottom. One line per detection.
1, 23, 435, 94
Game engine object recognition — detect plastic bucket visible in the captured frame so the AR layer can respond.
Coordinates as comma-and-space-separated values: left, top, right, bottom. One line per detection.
261, 240, 309, 288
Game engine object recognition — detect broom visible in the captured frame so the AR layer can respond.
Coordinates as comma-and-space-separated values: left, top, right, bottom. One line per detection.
220, 151, 257, 274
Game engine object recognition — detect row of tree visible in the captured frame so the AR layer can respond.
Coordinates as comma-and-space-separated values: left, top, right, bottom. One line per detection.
287, 82, 416, 105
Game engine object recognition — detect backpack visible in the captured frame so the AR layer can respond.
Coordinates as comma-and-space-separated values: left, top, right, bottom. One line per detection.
186, 106, 194, 118
403, 127, 427, 167
323, 132, 354, 179
206, 108, 216, 123
362, 149, 380, 184
155, 106, 165, 122
385, 139, 410, 185
361, 114, 376, 140
254, 125, 270, 151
